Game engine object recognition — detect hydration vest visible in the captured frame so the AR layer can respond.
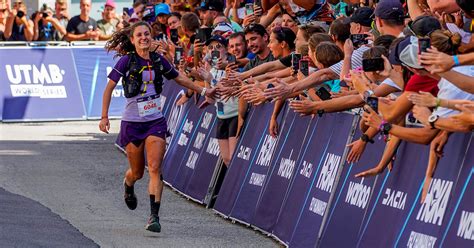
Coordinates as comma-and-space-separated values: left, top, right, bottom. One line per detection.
122, 52, 164, 98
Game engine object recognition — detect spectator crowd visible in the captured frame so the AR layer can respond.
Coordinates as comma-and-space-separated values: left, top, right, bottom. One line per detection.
2, 0, 474, 201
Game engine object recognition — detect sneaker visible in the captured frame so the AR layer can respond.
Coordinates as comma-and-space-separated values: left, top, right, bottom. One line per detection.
145, 214, 161, 233
124, 180, 137, 210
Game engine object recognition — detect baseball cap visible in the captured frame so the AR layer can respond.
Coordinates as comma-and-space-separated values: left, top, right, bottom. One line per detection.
199, 0, 224, 12
155, 3, 170, 16
104, 0, 116, 9
389, 36, 423, 69
206, 35, 228, 46
344, 7, 373, 27
212, 22, 234, 37
406, 15, 441, 37
375, 0, 404, 21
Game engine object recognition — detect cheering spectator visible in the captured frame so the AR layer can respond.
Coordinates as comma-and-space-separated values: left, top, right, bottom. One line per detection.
198, 0, 224, 28
268, 26, 295, 59
97, 0, 119, 41
243, 24, 274, 71
65, 0, 98, 41
33, 5, 66, 41
374, 0, 405, 37
227, 32, 251, 71
4, 0, 34, 41
281, 14, 298, 34
54, 0, 69, 40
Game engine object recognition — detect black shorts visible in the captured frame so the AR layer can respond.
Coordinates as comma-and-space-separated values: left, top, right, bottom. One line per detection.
215, 116, 238, 139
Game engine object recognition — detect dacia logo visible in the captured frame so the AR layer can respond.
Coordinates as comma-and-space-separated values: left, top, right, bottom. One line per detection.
382, 188, 407, 210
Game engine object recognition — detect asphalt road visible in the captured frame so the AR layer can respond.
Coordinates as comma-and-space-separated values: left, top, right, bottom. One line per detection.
0, 120, 278, 248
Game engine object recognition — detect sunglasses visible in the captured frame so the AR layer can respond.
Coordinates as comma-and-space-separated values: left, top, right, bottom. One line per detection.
208, 43, 223, 50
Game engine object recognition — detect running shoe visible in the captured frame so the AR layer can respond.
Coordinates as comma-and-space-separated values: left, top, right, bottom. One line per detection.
124, 179, 137, 210
145, 214, 161, 233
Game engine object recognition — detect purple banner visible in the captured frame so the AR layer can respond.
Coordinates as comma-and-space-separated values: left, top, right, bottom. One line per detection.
318, 128, 386, 247
170, 103, 218, 196
289, 113, 355, 248
227, 103, 281, 224
213, 103, 278, 217
251, 109, 312, 232
72, 47, 125, 119
184, 113, 222, 202
271, 114, 336, 244
394, 133, 471, 247
439, 135, 473, 247
358, 139, 430, 247
162, 98, 201, 183
161, 92, 191, 181
0, 48, 86, 121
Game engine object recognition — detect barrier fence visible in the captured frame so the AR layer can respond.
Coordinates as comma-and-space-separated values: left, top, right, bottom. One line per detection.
160, 89, 473, 247
2, 47, 472, 247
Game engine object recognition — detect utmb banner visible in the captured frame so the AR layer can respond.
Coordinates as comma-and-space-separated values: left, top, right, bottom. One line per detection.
0, 47, 86, 121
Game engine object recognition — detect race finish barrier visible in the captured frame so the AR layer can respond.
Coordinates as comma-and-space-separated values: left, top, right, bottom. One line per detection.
0, 42, 126, 121
156, 91, 473, 247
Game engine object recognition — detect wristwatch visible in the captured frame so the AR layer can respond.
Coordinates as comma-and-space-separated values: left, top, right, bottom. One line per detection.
363, 90, 374, 102
200, 87, 207, 97
317, 109, 325, 117
428, 113, 439, 129
381, 122, 392, 135
360, 134, 374, 144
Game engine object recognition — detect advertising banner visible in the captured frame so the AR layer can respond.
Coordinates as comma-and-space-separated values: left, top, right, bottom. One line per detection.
213, 103, 279, 217
161, 92, 190, 180
358, 140, 430, 247
289, 113, 354, 248
439, 135, 473, 247
171, 103, 218, 196
271, 114, 335, 244
162, 99, 200, 183
318, 129, 387, 247
0, 48, 86, 121
251, 109, 312, 233
395, 133, 472, 247
71, 47, 125, 119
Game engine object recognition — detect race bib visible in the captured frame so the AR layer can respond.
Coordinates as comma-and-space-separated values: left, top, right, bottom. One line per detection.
137, 94, 162, 117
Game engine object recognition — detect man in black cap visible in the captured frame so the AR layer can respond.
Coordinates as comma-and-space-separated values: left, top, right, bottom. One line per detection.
198, 0, 224, 28
344, 7, 374, 36
374, 0, 406, 37
405, 15, 441, 37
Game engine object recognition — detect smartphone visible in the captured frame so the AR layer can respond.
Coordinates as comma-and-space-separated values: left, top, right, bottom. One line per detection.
292, 53, 302, 74
366, 96, 379, 113
227, 54, 236, 64
418, 38, 431, 54
316, 87, 331, 101
196, 28, 212, 43
174, 47, 184, 65
362, 58, 385, 72
211, 50, 220, 67
156, 33, 167, 41
254, 0, 262, 8
299, 59, 309, 76
245, 3, 254, 15
170, 29, 179, 44
350, 34, 369, 47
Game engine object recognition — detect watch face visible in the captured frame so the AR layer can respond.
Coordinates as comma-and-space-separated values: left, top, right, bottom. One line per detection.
429, 114, 439, 123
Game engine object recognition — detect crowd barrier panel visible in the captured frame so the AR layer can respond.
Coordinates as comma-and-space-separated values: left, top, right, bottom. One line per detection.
71, 46, 125, 119
212, 103, 287, 218
439, 139, 473, 247
318, 128, 387, 247
250, 108, 314, 233
0, 46, 87, 121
